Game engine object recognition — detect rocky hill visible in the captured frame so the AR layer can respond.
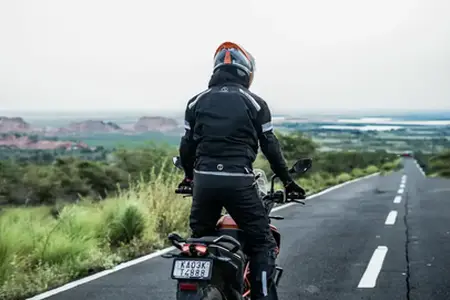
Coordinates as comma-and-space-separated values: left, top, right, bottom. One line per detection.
0, 116, 180, 134
0, 116, 181, 150
133, 116, 179, 132
0, 117, 33, 133
0, 134, 90, 150
51, 120, 123, 134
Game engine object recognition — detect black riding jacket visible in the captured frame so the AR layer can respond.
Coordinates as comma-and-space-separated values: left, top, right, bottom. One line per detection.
179, 69, 292, 184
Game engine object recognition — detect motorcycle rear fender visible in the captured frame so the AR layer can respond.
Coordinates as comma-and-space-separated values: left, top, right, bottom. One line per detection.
208, 244, 246, 292
216, 228, 246, 250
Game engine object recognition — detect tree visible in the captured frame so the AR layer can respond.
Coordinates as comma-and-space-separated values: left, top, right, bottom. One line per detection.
275, 131, 318, 161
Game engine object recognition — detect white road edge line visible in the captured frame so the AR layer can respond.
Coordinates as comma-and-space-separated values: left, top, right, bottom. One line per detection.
414, 160, 426, 177
393, 196, 402, 204
397, 188, 404, 194
357, 246, 389, 288
384, 211, 398, 225
418, 166, 426, 176
271, 172, 380, 212
27, 172, 380, 300
27, 246, 176, 300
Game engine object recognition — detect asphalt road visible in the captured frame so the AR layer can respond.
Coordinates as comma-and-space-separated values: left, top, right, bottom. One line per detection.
34, 158, 450, 300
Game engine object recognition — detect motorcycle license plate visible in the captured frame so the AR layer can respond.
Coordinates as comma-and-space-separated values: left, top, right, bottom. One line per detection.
171, 258, 213, 280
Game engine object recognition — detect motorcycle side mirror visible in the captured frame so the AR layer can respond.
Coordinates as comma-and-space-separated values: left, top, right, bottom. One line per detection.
289, 158, 312, 174
172, 156, 183, 170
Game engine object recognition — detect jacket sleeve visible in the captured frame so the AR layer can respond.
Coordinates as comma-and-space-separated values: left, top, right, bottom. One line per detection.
179, 99, 197, 180
256, 98, 292, 185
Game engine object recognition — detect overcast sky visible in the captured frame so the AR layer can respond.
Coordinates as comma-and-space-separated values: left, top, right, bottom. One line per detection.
0, 0, 449, 114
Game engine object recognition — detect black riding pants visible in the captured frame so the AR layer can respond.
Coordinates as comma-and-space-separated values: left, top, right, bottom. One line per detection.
190, 171, 279, 300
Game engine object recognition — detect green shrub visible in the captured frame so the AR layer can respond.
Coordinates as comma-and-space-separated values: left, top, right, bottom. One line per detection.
365, 165, 379, 174
379, 158, 403, 175
351, 168, 364, 177
336, 173, 352, 184
106, 202, 146, 246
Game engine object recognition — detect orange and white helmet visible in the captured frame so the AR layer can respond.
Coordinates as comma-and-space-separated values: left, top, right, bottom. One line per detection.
213, 41, 256, 86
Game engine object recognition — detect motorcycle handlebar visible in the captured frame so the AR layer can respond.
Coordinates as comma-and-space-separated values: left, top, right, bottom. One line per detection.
174, 177, 306, 205
269, 190, 306, 204
175, 187, 193, 195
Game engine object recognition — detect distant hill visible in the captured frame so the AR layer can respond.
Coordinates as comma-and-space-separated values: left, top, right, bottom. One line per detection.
0, 116, 181, 135
133, 116, 179, 132
0, 116, 182, 150
0, 133, 91, 150
49, 120, 123, 134
0, 117, 32, 133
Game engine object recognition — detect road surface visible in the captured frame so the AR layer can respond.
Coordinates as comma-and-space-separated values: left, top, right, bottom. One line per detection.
33, 158, 450, 300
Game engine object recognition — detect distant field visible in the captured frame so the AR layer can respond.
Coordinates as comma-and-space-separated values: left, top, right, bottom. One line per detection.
296, 121, 450, 153
55, 121, 450, 153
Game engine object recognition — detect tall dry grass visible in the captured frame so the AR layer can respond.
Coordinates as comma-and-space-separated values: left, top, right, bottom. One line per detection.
0, 162, 190, 300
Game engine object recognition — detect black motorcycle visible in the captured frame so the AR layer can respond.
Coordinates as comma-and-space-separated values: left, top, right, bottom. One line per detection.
162, 157, 312, 300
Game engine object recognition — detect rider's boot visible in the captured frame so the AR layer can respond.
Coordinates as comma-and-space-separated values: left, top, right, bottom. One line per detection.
249, 248, 279, 300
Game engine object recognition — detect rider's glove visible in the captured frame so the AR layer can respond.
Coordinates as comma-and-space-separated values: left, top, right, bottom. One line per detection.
177, 177, 193, 192
284, 180, 306, 199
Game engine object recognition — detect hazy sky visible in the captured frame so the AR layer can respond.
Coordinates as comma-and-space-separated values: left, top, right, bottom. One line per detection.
0, 0, 449, 114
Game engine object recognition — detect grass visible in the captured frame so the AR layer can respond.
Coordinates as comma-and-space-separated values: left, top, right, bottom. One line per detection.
379, 158, 403, 176
0, 165, 191, 300
0, 162, 387, 300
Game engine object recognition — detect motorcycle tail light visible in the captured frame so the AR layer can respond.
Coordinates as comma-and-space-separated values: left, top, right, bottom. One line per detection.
181, 244, 208, 256
179, 282, 198, 291
181, 244, 191, 255
194, 245, 208, 256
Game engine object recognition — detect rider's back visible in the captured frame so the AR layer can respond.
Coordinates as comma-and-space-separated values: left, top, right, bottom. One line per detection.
188, 82, 264, 170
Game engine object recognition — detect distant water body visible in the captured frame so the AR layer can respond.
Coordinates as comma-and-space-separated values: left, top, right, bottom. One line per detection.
337, 118, 450, 126
322, 125, 403, 131
320, 118, 450, 131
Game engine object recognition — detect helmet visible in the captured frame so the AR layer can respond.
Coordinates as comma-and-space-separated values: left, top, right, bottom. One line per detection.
213, 41, 256, 87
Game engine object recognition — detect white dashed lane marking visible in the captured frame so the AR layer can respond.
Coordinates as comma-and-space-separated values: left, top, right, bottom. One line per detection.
360, 173, 406, 289
358, 246, 389, 288
385, 211, 398, 225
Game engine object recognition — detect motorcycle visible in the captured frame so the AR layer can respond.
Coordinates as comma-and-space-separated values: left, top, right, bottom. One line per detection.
162, 157, 312, 300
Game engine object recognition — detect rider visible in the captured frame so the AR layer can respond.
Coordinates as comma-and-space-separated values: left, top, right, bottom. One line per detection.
178, 41, 306, 300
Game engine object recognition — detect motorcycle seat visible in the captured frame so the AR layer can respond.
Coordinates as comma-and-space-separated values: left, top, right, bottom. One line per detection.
186, 235, 245, 259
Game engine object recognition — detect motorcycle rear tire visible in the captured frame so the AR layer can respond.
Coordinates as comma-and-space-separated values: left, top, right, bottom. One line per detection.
176, 285, 223, 300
